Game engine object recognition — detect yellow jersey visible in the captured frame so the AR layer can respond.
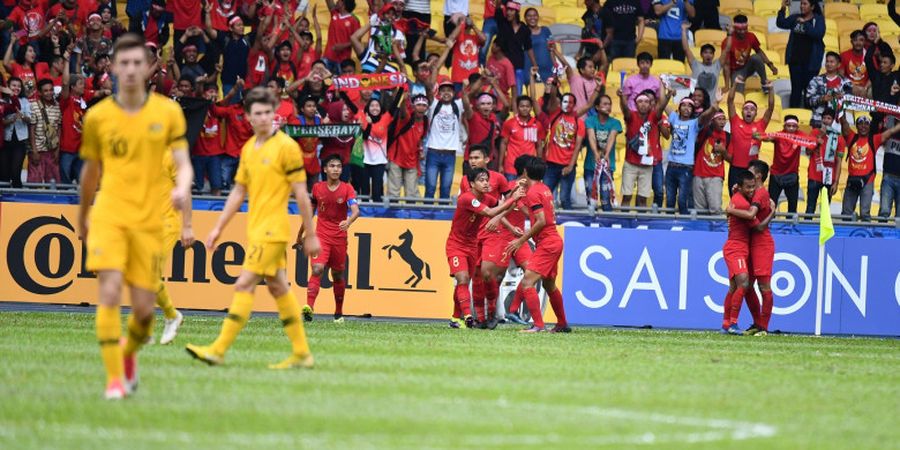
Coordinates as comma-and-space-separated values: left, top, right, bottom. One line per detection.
80, 93, 187, 230
235, 130, 305, 243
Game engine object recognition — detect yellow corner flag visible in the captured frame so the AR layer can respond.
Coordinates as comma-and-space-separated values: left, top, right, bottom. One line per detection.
819, 189, 834, 246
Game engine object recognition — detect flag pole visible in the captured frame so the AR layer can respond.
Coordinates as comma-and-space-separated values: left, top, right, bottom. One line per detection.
815, 242, 824, 336
815, 188, 834, 337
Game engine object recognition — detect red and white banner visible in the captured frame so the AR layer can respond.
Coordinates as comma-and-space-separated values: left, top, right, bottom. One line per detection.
330, 72, 408, 92
763, 132, 818, 149
841, 95, 900, 117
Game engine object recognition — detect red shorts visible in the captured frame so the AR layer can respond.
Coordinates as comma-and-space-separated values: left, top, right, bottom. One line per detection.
750, 235, 775, 277
481, 235, 533, 268
723, 241, 750, 278
528, 238, 563, 279
446, 249, 477, 276
312, 240, 347, 271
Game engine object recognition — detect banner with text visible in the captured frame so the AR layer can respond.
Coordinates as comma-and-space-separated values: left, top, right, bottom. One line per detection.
562, 227, 900, 336
0, 203, 453, 318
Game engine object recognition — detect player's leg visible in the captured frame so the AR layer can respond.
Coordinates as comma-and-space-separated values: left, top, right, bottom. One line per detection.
331, 267, 346, 322
517, 270, 546, 332
471, 263, 487, 324
186, 270, 260, 365
756, 275, 774, 334
543, 276, 570, 333
305, 242, 332, 321
505, 246, 532, 324
447, 253, 469, 328
122, 285, 157, 393
722, 279, 736, 331
95, 270, 126, 399
480, 261, 503, 329
157, 228, 183, 345
266, 269, 314, 369
727, 272, 751, 334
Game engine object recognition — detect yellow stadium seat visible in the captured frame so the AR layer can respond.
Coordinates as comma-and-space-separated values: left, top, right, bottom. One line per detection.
755, 33, 768, 50
824, 34, 840, 53
652, 58, 690, 76
882, 21, 900, 35
824, 2, 860, 20
747, 15, 768, 34
610, 57, 639, 75
694, 29, 726, 49
641, 27, 658, 44
720, 0, 753, 16
837, 19, 867, 36
537, 7, 556, 26
825, 19, 839, 39
753, 0, 782, 18
771, 64, 789, 80
858, 4, 887, 21
767, 32, 789, 54
766, 52, 782, 65
555, 6, 586, 25
839, 35, 853, 53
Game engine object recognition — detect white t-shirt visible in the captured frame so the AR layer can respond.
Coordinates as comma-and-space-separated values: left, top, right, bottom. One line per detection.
405, 0, 431, 15
443, 0, 469, 16
426, 99, 464, 151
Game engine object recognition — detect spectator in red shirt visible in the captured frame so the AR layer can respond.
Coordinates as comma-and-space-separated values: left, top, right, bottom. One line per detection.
462, 82, 505, 173
841, 30, 869, 97
757, 114, 807, 213
447, 18, 485, 91
139, 0, 172, 47
485, 41, 517, 107
542, 92, 586, 210
721, 15, 777, 93
215, 79, 252, 188
839, 114, 900, 220
193, 83, 227, 195
499, 95, 546, 180
617, 87, 670, 207
387, 94, 429, 198
168, 0, 203, 54
693, 111, 729, 213
8, 0, 47, 45
58, 63, 89, 184
321, 97, 357, 182
3, 42, 40, 100
322, 0, 360, 74
725, 75, 775, 192
48, 0, 93, 38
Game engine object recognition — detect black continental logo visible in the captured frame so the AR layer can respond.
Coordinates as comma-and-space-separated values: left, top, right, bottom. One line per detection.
7, 215, 80, 295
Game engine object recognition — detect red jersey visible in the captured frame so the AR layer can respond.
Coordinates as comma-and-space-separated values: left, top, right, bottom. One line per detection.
167, 0, 202, 30
846, 133, 882, 182
272, 60, 297, 85
10, 63, 36, 100
501, 116, 546, 175
722, 32, 761, 71
324, 11, 360, 62
312, 181, 357, 242
840, 50, 868, 87
9, 4, 46, 44
501, 179, 528, 240
246, 50, 269, 89
144, 14, 161, 45
59, 95, 88, 153
486, 56, 516, 98
451, 28, 482, 84
807, 129, 846, 184
217, 103, 253, 158
466, 112, 499, 160
447, 191, 488, 254
545, 112, 586, 166
726, 192, 757, 245
460, 169, 509, 204
195, 106, 226, 156
388, 115, 425, 169
750, 187, 773, 240
48, 3, 91, 37
524, 182, 561, 245
728, 116, 765, 168
624, 110, 661, 166
296, 47, 320, 79
209, 0, 242, 31
770, 132, 806, 176
694, 128, 728, 178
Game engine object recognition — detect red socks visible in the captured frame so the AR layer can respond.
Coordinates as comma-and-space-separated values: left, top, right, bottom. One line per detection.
728, 285, 746, 326
547, 288, 567, 327
307, 275, 321, 308
521, 286, 544, 328
484, 278, 499, 320
454, 284, 472, 317
722, 289, 734, 329
471, 275, 486, 321
744, 279, 762, 325
333, 278, 346, 317
509, 286, 523, 316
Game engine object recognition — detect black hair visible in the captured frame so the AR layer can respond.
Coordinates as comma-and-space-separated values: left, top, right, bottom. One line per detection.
322, 153, 343, 167
516, 95, 532, 107
298, 31, 314, 40
636, 52, 653, 63
178, 76, 195, 88
850, 30, 865, 40
466, 167, 489, 183
276, 40, 292, 52
270, 76, 286, 89
340, 59, 356, 70
736, 169, 755, 186
693, 87, 711, 111
344, 0, 356, 13
821, 107, 836, 119
469, 144, 489, 158
594, 93, 611, 107
576, 56, 594, 71
784, 114, 799, 123
36, 78, 54, 92
881, 53, 897, 65
748, 160, 770, 183
640, 89, 657, 99
68, 74, 83, 88
6, 77, 24, 98
300, 95, 318, 107
14, 43, 37, 66
700, 44, 715, 54
202, 82, 218, 92
467, 72, 482, 84
826, 51, 841, 62
525, 156, 547, 180
514, 155, 532, 177
734, 14, 748, 23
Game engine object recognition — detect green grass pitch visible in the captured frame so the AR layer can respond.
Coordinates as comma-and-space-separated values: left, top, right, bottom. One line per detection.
0, 311, 897, 449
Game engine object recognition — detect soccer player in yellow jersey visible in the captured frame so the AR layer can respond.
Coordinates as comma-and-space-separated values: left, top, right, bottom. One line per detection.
151, 150, 194, 345
77, 34, 194, 400
185, 87, 321, 370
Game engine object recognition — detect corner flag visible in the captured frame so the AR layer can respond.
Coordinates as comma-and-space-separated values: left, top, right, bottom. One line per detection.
818, 189, 834, 246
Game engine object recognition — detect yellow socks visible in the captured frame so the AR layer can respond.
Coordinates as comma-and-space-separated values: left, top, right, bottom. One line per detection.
156, 284, 179, 320
274, 291, 310, 356
123, 313, 155, 356
211, 291, 254, 355
96, 305, 123, 383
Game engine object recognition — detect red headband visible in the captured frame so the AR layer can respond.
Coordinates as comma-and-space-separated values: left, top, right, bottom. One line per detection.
228, 16, 242, 26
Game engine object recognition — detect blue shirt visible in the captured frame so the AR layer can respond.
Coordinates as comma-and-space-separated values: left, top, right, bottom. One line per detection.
585, 110, 623, 172
655, 0, 689, 41
523, 27, 554, 82
666, 112, 700, 165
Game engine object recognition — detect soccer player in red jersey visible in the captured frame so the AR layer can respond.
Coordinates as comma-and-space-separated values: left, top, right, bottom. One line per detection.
504, 157, 570, 333
495, 155, 535, 326
459, 145, 511, 328
447, 167, 525, 328
745, 160, 776, 335
298, 154, 360, 323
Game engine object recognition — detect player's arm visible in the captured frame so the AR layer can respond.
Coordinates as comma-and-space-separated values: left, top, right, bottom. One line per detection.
292, 181, 321, 257
478, 189, 525, 218
725, 202, 759, 220
341, 200, 361, 231
205, 183, 246, 250
753, 199, 777, 231
171, 148, 193, 211
77, 160, 101, 240
505, 207, 545, 257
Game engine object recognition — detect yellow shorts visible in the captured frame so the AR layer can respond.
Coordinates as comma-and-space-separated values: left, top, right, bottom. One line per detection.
242, 241, 287, 277
86, 222, 163, 291
161, 214, 181, 265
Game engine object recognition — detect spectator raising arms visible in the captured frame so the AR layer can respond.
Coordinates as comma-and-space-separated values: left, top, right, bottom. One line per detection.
726, 76, 775, 191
